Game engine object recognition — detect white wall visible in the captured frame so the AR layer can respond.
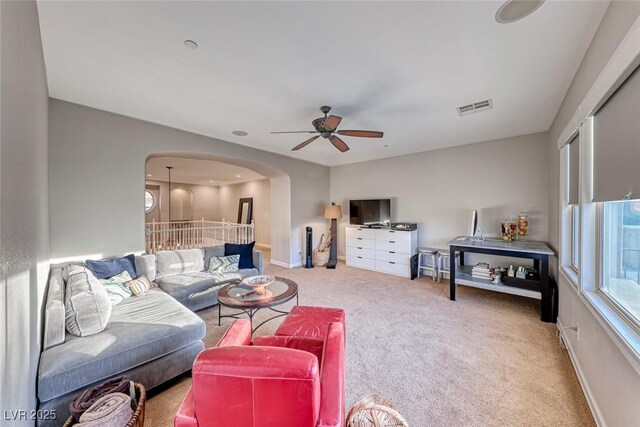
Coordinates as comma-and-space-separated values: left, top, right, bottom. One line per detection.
218, 179, 271, 247
330, 133, 549, 257
49, 100, 329, 266
547, 2, 640, 425
145, 180, 220, 223
0, 1, 50, 423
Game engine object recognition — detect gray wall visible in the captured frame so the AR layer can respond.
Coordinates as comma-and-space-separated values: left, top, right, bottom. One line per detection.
331, 133, 549, 257
546, 2, 640, 425
49, 100, 329, 266
0, 1, 50, 423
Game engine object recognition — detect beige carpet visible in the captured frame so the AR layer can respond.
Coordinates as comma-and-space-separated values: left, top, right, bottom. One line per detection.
146, 262, 594, 426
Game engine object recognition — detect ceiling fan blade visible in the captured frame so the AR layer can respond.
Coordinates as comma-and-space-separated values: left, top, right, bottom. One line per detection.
336, 130, 384, 138
292, 135, 320, 151
329, 135, 350, 152
324, 115, 342, 131
271, 131, 318, 134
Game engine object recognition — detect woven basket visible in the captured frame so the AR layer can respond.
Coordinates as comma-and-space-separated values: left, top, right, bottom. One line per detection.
63, 383, 146, 427
313, 249, 329, 267
347, 394, 409, 427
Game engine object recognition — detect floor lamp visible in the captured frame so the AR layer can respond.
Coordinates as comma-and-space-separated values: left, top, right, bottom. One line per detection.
324, 202, 342, 269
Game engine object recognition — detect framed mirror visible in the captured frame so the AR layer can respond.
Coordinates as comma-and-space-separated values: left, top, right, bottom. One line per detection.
237, 197, 253, 224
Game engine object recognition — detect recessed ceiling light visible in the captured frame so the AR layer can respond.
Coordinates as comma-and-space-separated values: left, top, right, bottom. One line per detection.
184, 40, 198, 49
232, 130, 248, 137
496, 0, 545, 24
147, 174, 152, 177
209, 180, 214, 183
236, 175, 241, 178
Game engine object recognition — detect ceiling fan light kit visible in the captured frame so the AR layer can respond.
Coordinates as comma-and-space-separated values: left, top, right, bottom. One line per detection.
272, 106, 384, 153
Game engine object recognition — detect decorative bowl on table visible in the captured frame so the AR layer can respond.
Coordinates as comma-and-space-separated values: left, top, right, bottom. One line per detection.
241, 275, 275, 296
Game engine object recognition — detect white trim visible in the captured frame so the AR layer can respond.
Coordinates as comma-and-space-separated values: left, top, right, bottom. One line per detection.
557, 116, 579, 149
269, 259, 293, 268
557, 317, 606, 427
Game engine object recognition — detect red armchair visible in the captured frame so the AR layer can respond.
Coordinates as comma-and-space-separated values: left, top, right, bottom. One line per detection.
174, 319, 345, 427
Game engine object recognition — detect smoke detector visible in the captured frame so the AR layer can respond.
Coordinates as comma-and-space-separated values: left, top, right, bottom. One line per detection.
457, 99, 493, 116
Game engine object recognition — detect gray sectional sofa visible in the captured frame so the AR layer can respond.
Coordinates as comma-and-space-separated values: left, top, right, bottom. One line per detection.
37, 245, 264, 426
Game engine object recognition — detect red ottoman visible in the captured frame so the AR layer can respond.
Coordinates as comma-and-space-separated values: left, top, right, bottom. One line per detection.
276, 306, 346, 339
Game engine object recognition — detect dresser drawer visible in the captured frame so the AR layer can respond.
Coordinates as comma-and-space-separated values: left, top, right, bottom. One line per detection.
346, 237, 375, 250
375, 260, 410, 277
347, 255, 375, 270
375, 238, 411, 254
346, 246, 375, 259
375, 250, 410, 265
346, 227, 375, 240
374, 229, 412, 244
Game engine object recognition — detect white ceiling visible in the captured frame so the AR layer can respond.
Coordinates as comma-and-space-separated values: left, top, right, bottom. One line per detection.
37, 1, 609, 167
146, 156, 265, 186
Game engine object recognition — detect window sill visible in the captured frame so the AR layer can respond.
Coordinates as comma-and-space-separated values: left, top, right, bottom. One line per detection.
580, 289, 640, 376
560, 266, 580, 294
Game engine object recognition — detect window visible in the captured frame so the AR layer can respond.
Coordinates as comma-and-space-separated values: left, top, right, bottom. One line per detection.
601, 199, 640, 323
566, 134, 580, 272
571, 205, 580, 270
144, 190, 156, 213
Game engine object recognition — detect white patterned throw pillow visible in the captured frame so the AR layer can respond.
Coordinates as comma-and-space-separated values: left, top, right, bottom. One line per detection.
100, 271, 133, 305
208, 255, 240, 273
64, 265, 112, 337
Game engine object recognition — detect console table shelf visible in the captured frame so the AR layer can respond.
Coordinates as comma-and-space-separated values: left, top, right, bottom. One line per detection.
448, 237, 557, 323
455, 266, 542, 300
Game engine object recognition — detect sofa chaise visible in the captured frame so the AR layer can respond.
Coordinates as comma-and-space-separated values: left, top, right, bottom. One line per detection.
37, 245, 264, 426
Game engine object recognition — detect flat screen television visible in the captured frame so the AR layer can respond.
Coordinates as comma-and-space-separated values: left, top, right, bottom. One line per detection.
349, 199, 391, 226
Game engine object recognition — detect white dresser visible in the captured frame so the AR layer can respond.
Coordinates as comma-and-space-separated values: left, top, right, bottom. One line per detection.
345, 226, 418, 278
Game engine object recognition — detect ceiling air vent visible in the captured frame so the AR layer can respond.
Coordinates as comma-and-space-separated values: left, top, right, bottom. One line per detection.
457, 99, 493, 116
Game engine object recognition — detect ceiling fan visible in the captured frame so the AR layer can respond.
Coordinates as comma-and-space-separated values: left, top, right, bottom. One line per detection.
271, 106, 383, 152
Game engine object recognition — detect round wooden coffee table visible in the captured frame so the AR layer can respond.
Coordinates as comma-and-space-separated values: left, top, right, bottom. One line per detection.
217, 276, 298, 334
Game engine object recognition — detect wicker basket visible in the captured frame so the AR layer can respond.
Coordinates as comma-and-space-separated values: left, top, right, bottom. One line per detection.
313, 249, 330, 267
347, 394, 409, 427
63, 383, 146, 427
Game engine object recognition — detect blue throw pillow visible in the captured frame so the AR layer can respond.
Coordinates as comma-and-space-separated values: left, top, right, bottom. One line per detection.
85, 254, 137, 280
224, 242, 255, 269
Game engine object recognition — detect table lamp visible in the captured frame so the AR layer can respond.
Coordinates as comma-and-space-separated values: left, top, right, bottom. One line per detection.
324, 202, 342, 269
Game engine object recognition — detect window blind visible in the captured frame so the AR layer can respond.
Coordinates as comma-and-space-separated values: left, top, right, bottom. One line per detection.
593, 65, 640, 202
568, 135, 579, 205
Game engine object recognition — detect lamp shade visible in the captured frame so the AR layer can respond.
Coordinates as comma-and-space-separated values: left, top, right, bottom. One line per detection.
324, 203, 342, 219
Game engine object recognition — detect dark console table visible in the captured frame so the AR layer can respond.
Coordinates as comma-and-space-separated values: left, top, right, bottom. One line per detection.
448, 237, 557, 323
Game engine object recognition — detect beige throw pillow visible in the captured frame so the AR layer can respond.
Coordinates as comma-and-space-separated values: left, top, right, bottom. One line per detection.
125, 275, 154, 296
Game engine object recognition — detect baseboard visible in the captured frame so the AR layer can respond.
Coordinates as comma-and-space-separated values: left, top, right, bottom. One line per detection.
269, 259, 302, 269
557, 317, 606, 426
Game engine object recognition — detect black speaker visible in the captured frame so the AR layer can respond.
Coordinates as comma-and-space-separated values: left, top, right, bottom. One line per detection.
304, 226, 314, 268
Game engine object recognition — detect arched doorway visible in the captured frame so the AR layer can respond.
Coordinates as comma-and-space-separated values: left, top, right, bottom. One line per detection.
145, 153, 291, 265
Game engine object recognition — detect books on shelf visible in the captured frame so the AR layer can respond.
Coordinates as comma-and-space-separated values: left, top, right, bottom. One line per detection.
472, 262, 492, 279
